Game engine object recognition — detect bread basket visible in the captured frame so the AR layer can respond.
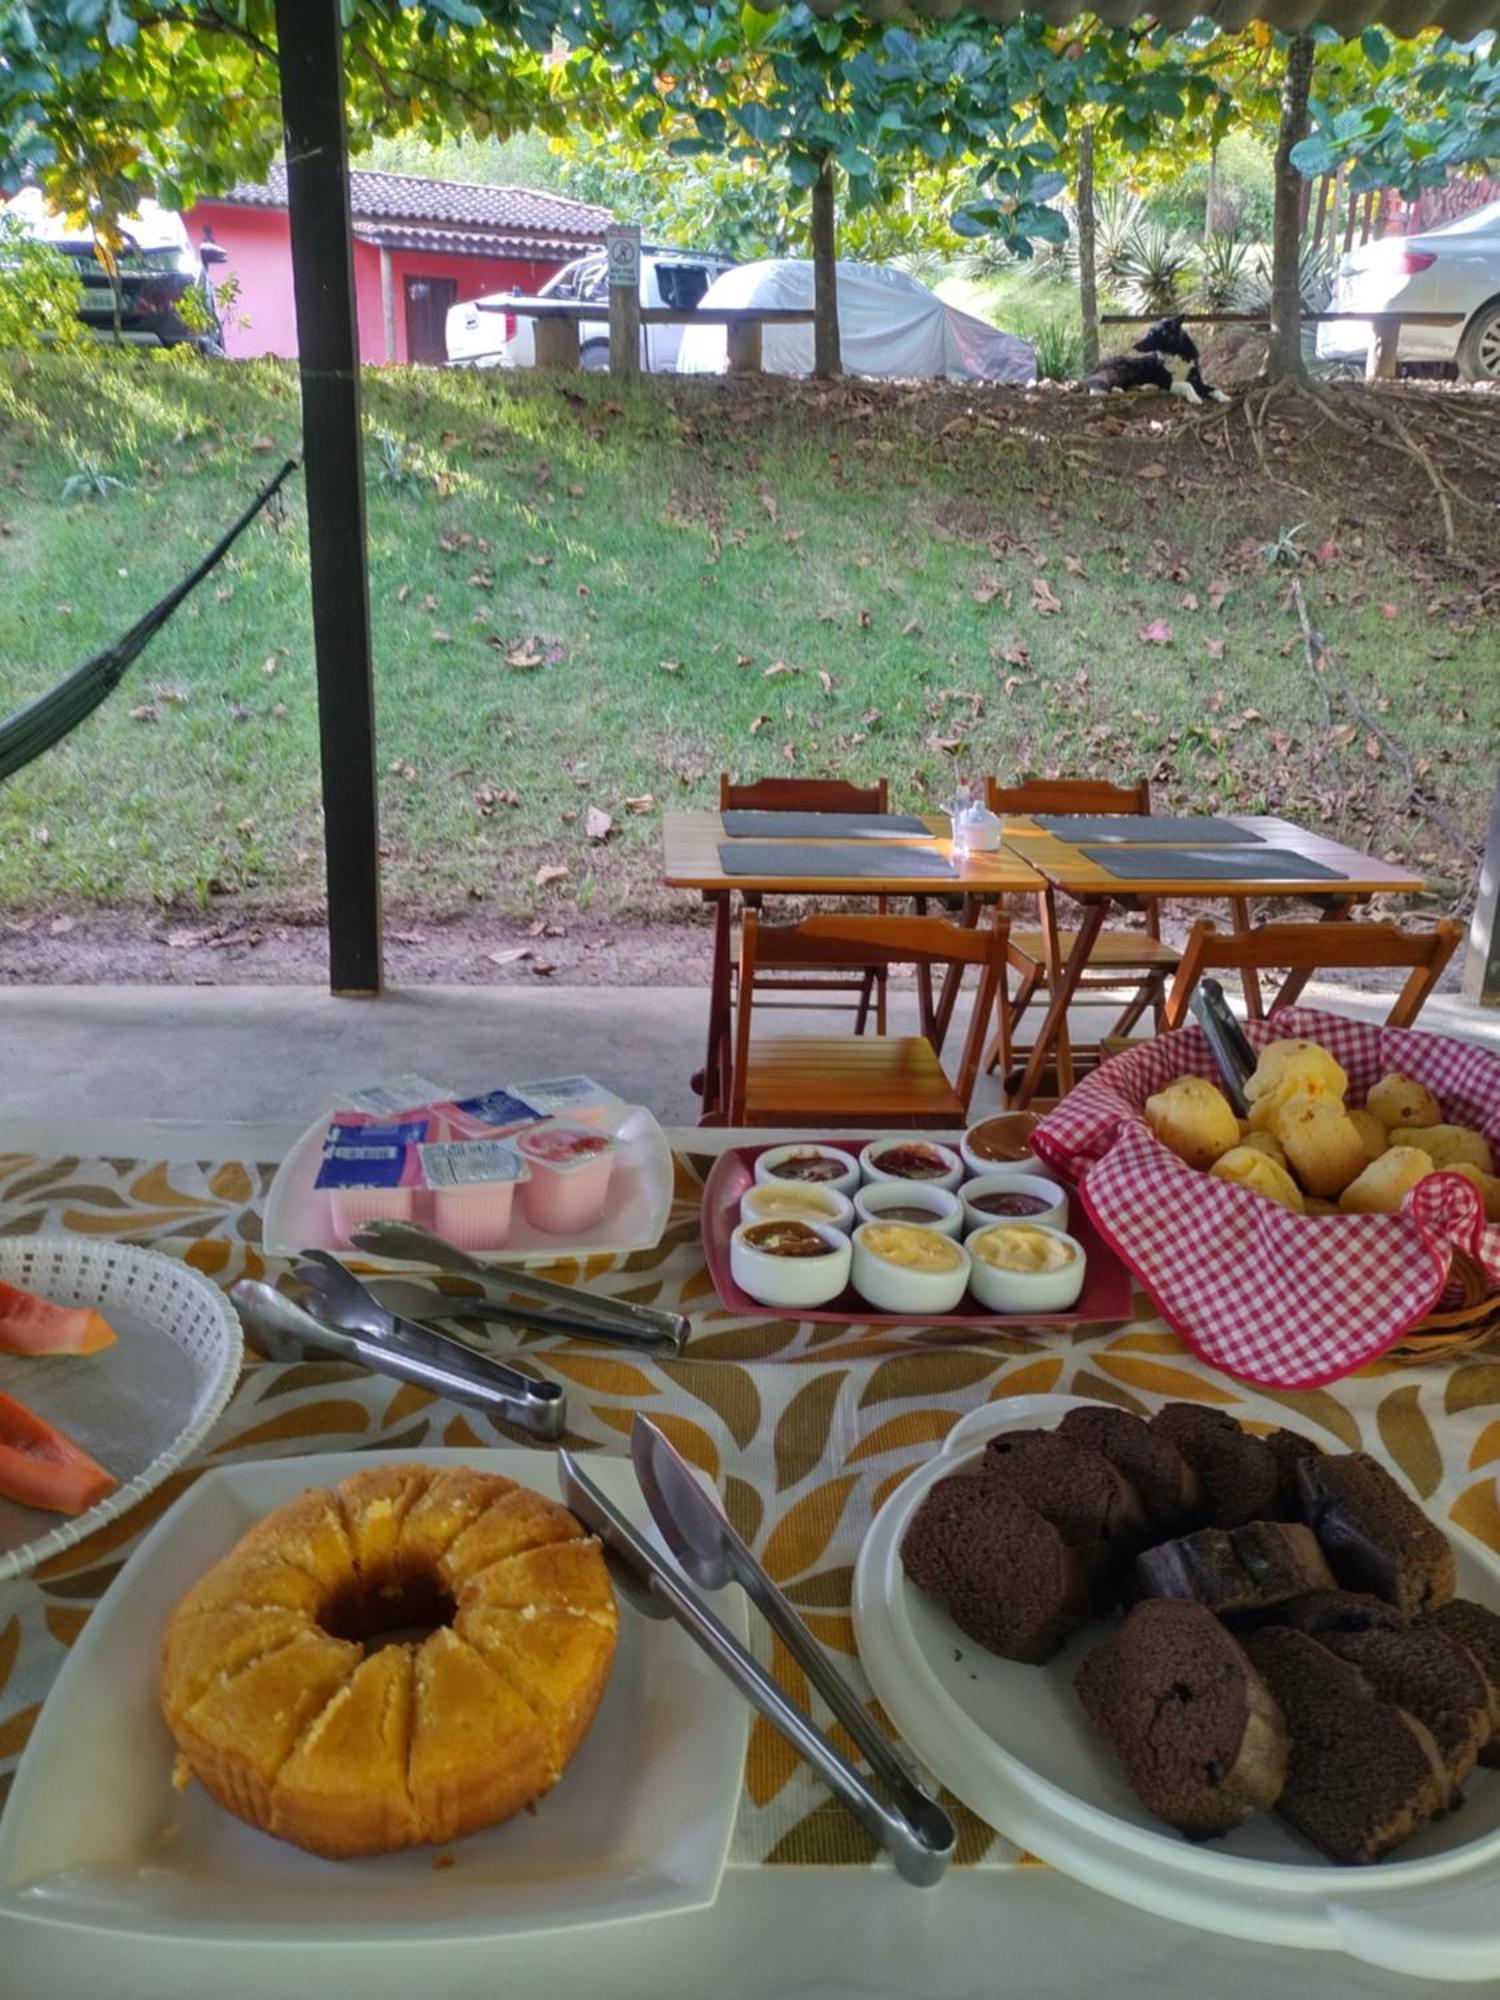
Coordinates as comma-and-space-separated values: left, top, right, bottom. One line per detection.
1032, 1007, 1500, 1388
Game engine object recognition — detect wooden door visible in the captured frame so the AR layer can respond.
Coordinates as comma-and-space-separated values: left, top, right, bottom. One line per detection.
403, 276, 458, 365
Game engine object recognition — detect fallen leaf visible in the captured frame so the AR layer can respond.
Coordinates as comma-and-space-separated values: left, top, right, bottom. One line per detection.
1138, 462, 1168, 480
1179, 591, 1199, 612
1365, 734, 1383, 761
530, 961, 557, 977
749, 714, 770, 736
816, 669, 835, 694
128, 703, 158, 723
534, 863, 570, 889
396, 584, 411, 604
1380, 603, 1400, 620
763, 660, 798, 677
759, 492, 778, 523
1205, 636, 1226, 660
659, 658, 683, 674
249, 435, 274, 454
1139, 618, 1174, 646
998, 639, 1031, 669
503, 645, 544, 670
623, 793, 656, 814
1064, 554, 1088, 576
486, 945, 534, 967
586, 807, 614, 842
1031, 576, 1061, 616
49, 915, 75, 936
973, 579, 1002, 606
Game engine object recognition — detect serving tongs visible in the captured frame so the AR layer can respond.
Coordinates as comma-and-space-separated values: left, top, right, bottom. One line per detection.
1188, 977, 1256, 1119
559, 1418, 955, 1888
230, 1261, 566, 1441
349, 1219, 688, 1356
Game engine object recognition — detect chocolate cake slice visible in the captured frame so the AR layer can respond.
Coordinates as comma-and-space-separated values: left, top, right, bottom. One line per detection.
901, 1472, 1091, 1664
1319, 1626, 1494, 1788
982, 1429, 1146, 1591
1264, 1428, 1324, 1516
1423, 1599, 1500, 1766
1271, 1589, 1408, 1638
1134, 1521, 1336, 1622
1057, 1404, 1200, 1535
1074, 1600, 1288, 1839
1297, 1453, 1455, 1618
1244, 1627, 1451, 1863
1150, 1405, 1281, 1528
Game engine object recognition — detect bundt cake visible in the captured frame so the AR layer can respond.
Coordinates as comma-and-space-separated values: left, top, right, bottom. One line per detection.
901, 1471, 1091, 1663
1149, 1405, 1281, 1528
1296, 1452, 1456, 1617
1056, 1404, 1199, 1535
160, 1463, 617, 1859
1133, 1521, 1336, 1623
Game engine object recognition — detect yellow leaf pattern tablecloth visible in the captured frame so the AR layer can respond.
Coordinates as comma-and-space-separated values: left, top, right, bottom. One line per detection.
3, 1134, 1500, 1871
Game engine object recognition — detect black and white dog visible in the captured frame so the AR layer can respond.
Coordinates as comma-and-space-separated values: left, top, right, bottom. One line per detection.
1082, 315, 1229, 405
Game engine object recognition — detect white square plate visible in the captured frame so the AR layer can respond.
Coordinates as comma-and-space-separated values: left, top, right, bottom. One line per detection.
0, 1448, 747, 1943
262, 1102, 674, 1266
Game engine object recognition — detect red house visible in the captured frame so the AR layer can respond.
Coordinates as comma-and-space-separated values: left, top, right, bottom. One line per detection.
183, 166, 612, 364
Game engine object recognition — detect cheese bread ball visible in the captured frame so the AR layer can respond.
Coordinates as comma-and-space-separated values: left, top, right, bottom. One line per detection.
1244, 1040, 1349, 1134
1276, 1098, 1371, 1199
1449, 1163, 1500, 1223
1145, 1076, 1242, 1171
1348, 1109, 1390, 1167
1235, 1128, 1289, 1168
1209, 1147, 1306, 1213
1400, 1125, 1495, 1175
1366, 1073, 1442, 1131
1338, 1146, 1435, 1215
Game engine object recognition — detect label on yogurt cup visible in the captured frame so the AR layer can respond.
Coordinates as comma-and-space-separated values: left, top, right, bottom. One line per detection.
315, 1142, 416, 1192
446, 1087, 543, 1134
419, 1140, 529, 1190
510, 1075, 610, 1117
323, 1118, 430, 1151
340, 1075, 448, 1118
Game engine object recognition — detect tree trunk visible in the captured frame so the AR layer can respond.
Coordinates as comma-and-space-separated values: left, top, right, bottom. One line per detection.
1077, 122, 1099, 374
811, 155, 840, 380
1205, 141, 1218, 239
1268, 31, 1314, 383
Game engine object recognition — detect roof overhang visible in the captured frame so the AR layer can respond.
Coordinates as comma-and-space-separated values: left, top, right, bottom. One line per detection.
352, 222, 603, 260
814, 0, 1500, 38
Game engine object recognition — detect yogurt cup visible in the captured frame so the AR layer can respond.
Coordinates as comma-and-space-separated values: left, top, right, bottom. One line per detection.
959, 1113, 1041, 1181
853, 1180, 964, 1239
510, 1075, 615, 1128
433, 1087, 542, 1143
419, 1140, 529, 1252
959, 1172, 1069, 1237
753, 1144, 862, 1201
859, 1138, 964, 1194
315, 1121, 423, 1247
730, 1217, 852, 1310
516, 1119, 617, 1235
740, 1180, 855, 1234
964, 1221, 1086, 1314
850, 1221, 971, 1315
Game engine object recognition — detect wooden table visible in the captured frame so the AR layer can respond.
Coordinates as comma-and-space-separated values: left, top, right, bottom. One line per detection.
661, 811, 1044, 1122
999, 813, 1425, 1107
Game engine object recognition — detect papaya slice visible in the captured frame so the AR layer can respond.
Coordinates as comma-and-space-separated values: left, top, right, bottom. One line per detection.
0, 1391, 116, 1515
0, 1280, 117, 1356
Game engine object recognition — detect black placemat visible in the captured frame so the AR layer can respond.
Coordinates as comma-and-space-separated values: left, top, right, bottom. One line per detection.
1080, 844, 1347, 884
721, 810, 932, 839
717, 841, 957, 880
1034, 813, 1262, 844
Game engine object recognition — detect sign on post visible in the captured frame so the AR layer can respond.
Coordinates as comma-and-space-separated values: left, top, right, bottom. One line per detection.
606, 224, 641, 377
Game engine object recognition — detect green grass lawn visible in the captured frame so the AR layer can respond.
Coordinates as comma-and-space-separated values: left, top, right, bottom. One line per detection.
0, 351, 1492, 927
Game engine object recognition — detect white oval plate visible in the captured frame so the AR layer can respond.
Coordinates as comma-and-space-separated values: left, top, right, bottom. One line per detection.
0, 1238, 241, 1582
852, 1393, 1500, 1982
263, 1100, 674, 1267
0, 1448, 747, 1943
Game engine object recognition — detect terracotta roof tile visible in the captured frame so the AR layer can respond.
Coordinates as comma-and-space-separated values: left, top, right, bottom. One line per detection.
219, 164, 612, 240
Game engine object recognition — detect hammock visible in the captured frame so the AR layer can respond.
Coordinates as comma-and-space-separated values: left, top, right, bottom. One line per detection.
0, 456, 300, 785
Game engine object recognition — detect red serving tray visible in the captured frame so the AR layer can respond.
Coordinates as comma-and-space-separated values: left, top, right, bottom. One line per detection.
701, 1140, 1135, 1328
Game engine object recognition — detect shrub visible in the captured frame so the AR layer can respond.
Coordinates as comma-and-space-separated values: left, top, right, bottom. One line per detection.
1192, 233, 1252, 314
0, 216, 89, 354
1030, 317, 1083, 381
1118, 224, 1194, 317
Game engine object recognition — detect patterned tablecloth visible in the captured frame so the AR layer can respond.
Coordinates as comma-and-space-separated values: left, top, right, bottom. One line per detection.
3, 1131, 1500, 1873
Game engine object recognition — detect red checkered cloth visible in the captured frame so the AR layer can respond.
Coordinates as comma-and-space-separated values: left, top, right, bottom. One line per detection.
1032, 1007, 1500, 1389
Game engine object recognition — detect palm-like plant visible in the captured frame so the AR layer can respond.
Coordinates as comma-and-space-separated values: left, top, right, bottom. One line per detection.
1118, 224, 1194, 318
1192, 233, 1252, 314
1094, 187, 1146, 291
1244, 241, 1337, 315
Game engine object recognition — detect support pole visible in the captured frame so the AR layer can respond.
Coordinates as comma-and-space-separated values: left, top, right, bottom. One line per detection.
274, 0, 383, 995
606, 223, 641, 377
1464, 770, 1500, 1007
380, 246, 397, 363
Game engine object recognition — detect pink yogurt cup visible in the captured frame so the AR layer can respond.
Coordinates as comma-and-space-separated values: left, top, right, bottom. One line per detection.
430, 1180, 518, 1251
516, 1120, 618, 1235
326, 1184, 415, 1248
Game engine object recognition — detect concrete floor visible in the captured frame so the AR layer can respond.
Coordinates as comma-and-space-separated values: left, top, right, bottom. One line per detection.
1, 977, 1496, 1130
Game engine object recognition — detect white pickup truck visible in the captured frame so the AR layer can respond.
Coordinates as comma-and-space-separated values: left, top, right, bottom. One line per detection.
445, 249, 736, 372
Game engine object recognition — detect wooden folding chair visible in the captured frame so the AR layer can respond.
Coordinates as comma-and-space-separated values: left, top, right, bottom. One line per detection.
730, 907, 1010, 1128
1161, 918, 1464, 1032
721, 773, 890, 1034
982, 777, 1182, 1087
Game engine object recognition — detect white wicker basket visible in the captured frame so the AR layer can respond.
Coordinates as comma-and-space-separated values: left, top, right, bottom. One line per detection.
0, 1238, 242, 1581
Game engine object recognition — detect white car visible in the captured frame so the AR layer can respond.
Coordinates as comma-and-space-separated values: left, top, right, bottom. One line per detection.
445, 249, 735, 371
1317, 200, 1500, 382
675, 260, 1035, 383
